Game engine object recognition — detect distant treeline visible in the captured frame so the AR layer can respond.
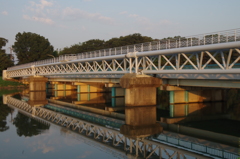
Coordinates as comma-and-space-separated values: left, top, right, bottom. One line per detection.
59, 33, 155, 55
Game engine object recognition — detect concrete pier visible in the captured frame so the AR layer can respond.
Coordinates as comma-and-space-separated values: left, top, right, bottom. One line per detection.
28, 76, 48, 91
120, 73, 163, 137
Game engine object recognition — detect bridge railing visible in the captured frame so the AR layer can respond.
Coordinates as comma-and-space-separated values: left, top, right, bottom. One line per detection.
76, 28, 240, 58
7, 28, 240, 71
7, 54, 77, 71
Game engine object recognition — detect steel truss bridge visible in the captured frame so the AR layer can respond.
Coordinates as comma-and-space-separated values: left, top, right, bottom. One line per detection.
5, 95, 212, 159
4, 28, 240, 80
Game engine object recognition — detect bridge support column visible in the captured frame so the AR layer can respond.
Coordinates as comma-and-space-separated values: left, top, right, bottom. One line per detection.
159, 86, 226, 124
111, 87, 125, 107
119, 73, 163, 137
28, 76, 48, 91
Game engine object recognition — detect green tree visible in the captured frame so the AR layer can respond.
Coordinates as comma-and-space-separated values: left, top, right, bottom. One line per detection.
12, 32, 54, 64
60, 33, 153, 55
0, 37, 14, 76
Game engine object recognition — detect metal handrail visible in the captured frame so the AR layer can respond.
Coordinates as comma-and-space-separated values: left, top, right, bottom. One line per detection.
7, 28, 240, 71
157, 134, 239, 159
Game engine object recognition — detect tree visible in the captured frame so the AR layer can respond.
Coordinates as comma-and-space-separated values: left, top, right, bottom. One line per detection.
0, 37, 14, 76
60, 33, 153, 55
12, 32, 54, 64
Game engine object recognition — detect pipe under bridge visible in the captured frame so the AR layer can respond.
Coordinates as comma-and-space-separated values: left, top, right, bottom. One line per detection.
3, 28, 240, 83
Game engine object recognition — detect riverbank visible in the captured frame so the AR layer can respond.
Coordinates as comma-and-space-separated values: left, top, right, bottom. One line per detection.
0, 76, 27, 95
0, 76, 26, 88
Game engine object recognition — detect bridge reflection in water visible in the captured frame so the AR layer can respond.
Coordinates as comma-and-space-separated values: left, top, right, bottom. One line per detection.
4, 93, 213, 159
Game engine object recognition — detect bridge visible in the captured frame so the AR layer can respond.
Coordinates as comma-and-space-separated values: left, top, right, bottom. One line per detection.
2, 28, 240, 148
3, 28, 240, 88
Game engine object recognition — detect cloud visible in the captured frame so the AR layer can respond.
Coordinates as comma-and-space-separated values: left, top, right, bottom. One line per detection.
30, 0, 53, 10
62, 7, 115, 25
119, 11, 127, 15
129, 14, 139, 18
23, 0, 56, 25
23, 14, 54, 25
2, 11, 8, 15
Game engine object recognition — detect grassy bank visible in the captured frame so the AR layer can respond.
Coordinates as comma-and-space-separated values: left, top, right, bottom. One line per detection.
0, 77, 24, 87
0, 77, 27, 96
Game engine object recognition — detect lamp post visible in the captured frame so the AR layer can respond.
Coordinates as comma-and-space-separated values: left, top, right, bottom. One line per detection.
47, 54, 55, 63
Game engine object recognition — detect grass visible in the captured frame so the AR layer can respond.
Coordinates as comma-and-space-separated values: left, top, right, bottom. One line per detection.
0, 76, 24, 87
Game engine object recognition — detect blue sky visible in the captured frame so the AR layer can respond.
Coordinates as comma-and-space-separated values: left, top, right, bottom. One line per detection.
1, 0, 240, 53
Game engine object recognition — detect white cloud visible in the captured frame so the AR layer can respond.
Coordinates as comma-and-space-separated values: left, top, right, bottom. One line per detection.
24, 0, 56, 25
2, 11, 8, 15
119, 11, 127, 15
30, 0, 53, 10
129, 14, 138, 18
23, 14, 54, 25
62, 7, 115, 25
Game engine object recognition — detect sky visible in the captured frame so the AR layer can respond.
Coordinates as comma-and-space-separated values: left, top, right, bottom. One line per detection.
1, 0, 240, 53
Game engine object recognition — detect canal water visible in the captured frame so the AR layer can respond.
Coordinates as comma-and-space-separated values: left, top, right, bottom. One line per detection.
0, 95, 127, 159
0, 88, 240, 159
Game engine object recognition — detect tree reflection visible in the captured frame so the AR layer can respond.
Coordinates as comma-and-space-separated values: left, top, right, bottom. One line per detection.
13, 113, 50, 137
0, 96, 12, 132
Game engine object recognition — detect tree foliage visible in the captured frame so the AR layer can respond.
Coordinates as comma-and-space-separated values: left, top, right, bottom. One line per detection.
0, 37, 14, 76
59, 33, 153, 55
12, 32, 54, 65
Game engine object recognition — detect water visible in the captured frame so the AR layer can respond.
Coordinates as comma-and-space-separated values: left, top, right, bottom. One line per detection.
0, 96, 126, 159
1, 88, 239, 159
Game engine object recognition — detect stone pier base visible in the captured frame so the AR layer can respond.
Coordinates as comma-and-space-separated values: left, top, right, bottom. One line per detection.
28, 76, 48, 91
120, 73, 163, 137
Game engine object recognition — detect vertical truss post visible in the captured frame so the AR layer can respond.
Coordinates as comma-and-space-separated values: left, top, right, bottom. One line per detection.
124, 59, 126, 71
235, 30, 237, 41
124, 137, 127, 151
129, 58, 132, 73
136, 139, 139, 157
130, 138, 133, 153
204, 34, 205, 45
112, 60, 116, 71
158, 55, 161, 70
31, 65, 36, 76
226, 49, 233, 69
135, 57, 138, 74
159, 147, 162, 159
200, 51, 204, 70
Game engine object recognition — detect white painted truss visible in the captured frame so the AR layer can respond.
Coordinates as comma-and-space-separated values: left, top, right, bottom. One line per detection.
5, 43, 240, 80
7, 28, 240, 71
6, 96, 211, 159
